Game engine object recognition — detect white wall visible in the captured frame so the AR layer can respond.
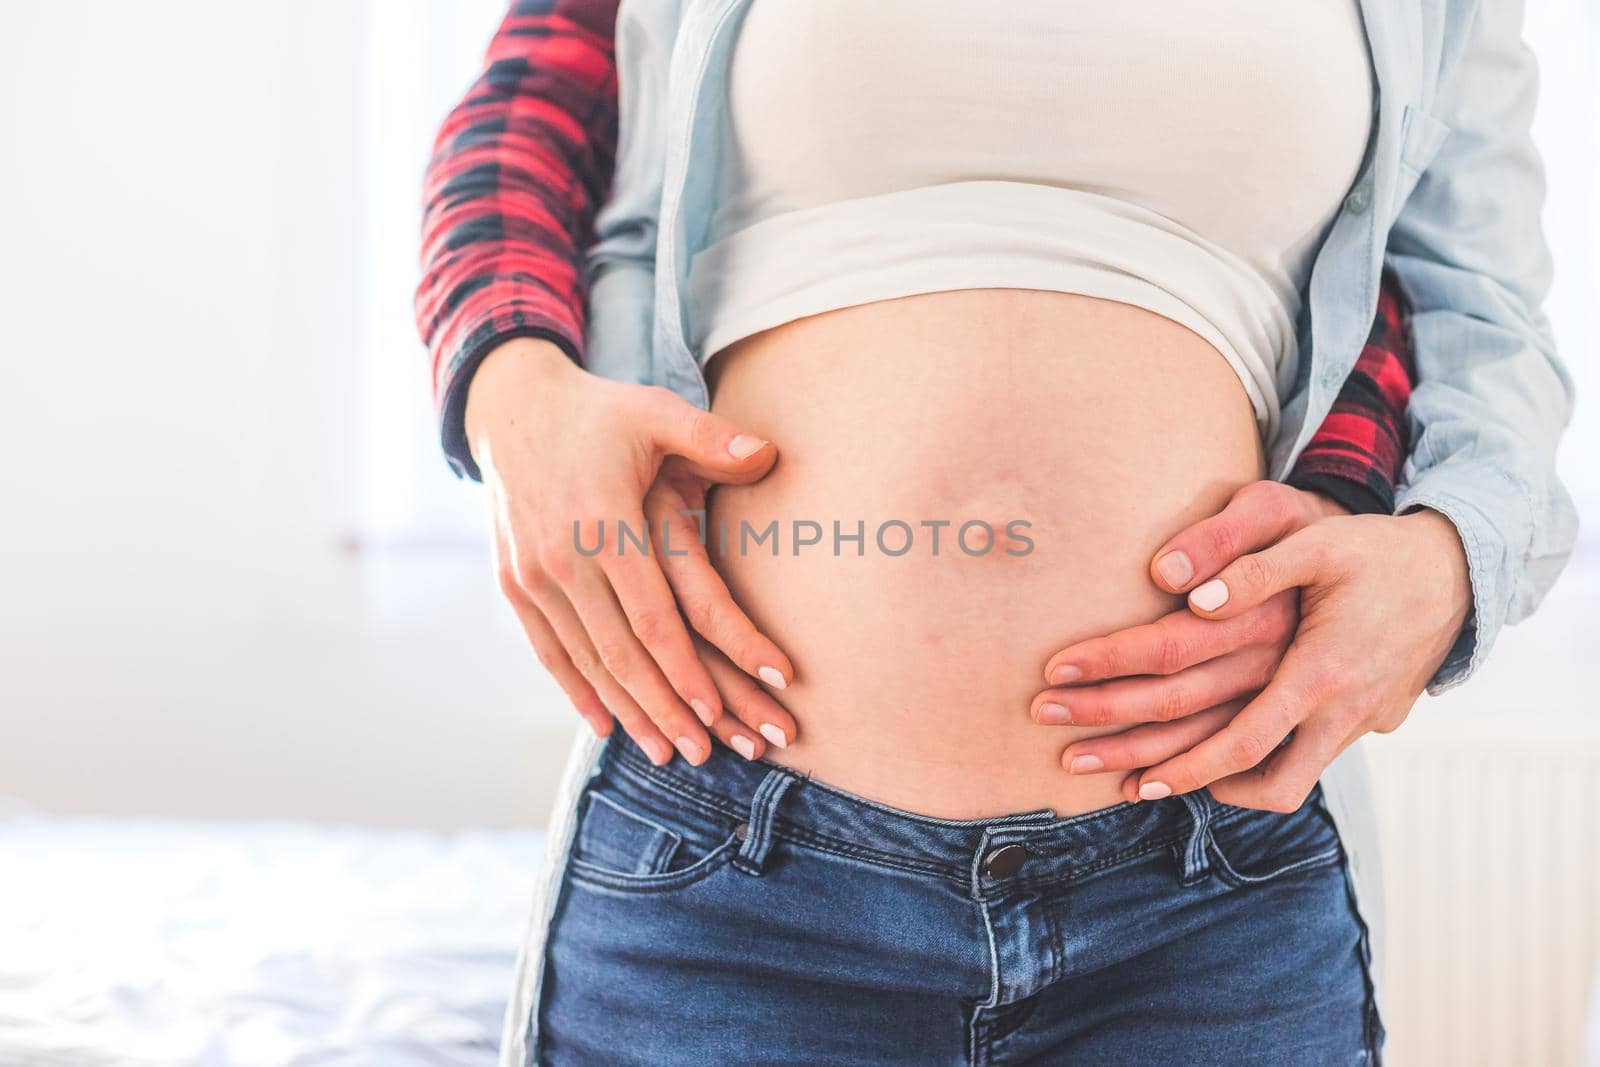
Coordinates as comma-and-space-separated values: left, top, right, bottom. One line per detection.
0, 2, 571, 829
0, 2, 1593, 831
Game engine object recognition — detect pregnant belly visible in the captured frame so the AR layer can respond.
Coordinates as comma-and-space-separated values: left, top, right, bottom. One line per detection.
705, 289, 1265, 819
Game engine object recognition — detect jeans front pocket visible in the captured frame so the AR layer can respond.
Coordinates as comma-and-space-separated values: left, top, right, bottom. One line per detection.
1206, 785, 1345, 888
566, 781, 742, 895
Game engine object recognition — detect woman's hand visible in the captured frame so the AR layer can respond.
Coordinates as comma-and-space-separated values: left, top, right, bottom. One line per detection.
1036, 480, 1472, 811
466, 338, 796, 767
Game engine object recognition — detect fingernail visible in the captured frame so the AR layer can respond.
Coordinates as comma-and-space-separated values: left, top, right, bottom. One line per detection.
640, 736, 672, 766
674, 735, 706, 764
1037, 702, 1072, 725
1189, 579, 1229, 612
1139, 781, 1172, 801
758, 723, 789, 749
1156, 550, 1194, 590
730, 735, 758, 760
1049, 664, 1082, 685
690, 699, 715, 727
728, 434, 765, 460
1068, 754, 1103, 774
757, 665, 788, 690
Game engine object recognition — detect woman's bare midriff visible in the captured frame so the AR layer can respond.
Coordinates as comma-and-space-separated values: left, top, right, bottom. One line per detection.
705, 289, 1265, 819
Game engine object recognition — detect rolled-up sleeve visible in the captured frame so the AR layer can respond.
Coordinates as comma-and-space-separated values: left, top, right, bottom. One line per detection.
1385, 0, 1579, 692
415, 0, 620, 481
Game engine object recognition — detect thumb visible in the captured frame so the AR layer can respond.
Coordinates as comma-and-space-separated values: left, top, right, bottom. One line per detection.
1149, 481, 1322, 594
633, 387, 777, 484
1186, 526, 1333, 619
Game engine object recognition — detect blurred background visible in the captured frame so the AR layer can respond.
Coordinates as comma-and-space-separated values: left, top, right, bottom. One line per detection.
0, 2, 1595, 1065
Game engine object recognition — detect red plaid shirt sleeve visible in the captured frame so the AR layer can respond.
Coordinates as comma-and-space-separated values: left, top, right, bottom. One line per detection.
415, 0, 619, 480
416, 1, 1417, 507
1285, 272, 1417, 515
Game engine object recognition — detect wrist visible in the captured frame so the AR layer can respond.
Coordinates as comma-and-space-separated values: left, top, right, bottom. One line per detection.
1398, 506, 1474, 630
1301, 487, 1353, 521
464, 337, 579, 465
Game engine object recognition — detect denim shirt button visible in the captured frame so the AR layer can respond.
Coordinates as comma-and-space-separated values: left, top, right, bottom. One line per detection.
1344, 174, 1373, 214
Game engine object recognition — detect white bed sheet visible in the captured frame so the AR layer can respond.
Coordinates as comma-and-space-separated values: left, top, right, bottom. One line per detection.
0, 808, 542, 1067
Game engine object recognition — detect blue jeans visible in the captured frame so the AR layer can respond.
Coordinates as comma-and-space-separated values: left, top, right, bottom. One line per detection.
533, 734, 1383, 1065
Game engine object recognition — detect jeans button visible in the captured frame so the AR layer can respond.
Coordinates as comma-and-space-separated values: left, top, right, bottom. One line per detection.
985, 843, 1029, 878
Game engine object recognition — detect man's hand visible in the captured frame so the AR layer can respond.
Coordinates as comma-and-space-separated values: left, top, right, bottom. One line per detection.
1032, 483, 1337, 779
1035, 480, 1472, 811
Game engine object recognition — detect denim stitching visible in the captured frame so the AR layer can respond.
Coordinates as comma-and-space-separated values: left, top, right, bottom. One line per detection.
566, 836, 741, 895
734, 769, 797, 874
609, 749, 756, 820
606, 745, 1259, 887
1207, 791, 1346, 888
607, 752, 975, 878
1312, 791, 1385, 1064
1208, 842, 1346, 888
1043, 899, 1066, 986
795, 826, 1198, 894
581, 790, 682, 873
969, 896, 1001, 1067
780, 828, 965, 878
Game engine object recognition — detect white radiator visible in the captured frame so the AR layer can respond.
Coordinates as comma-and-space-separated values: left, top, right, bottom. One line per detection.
1367, 722, 1600, 1067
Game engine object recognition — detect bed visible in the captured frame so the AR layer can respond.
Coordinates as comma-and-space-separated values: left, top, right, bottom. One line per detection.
0, 807, 542, 1067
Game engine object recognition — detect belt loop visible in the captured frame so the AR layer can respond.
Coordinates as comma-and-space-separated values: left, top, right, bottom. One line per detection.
1176, 789, 1216, 886
733, 767, 797, 876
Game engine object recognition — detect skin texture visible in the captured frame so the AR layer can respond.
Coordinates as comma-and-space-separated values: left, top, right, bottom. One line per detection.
701, 288, 1265, 818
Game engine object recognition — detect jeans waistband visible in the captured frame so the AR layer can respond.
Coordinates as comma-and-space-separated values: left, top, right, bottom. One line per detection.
600, 734, 1261, 898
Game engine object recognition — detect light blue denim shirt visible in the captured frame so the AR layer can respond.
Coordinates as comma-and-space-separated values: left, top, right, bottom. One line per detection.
501, 2, 1578, 1061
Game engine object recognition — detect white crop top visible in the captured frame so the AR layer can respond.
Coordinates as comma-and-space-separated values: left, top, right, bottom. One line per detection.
683, 0, 1375, 441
